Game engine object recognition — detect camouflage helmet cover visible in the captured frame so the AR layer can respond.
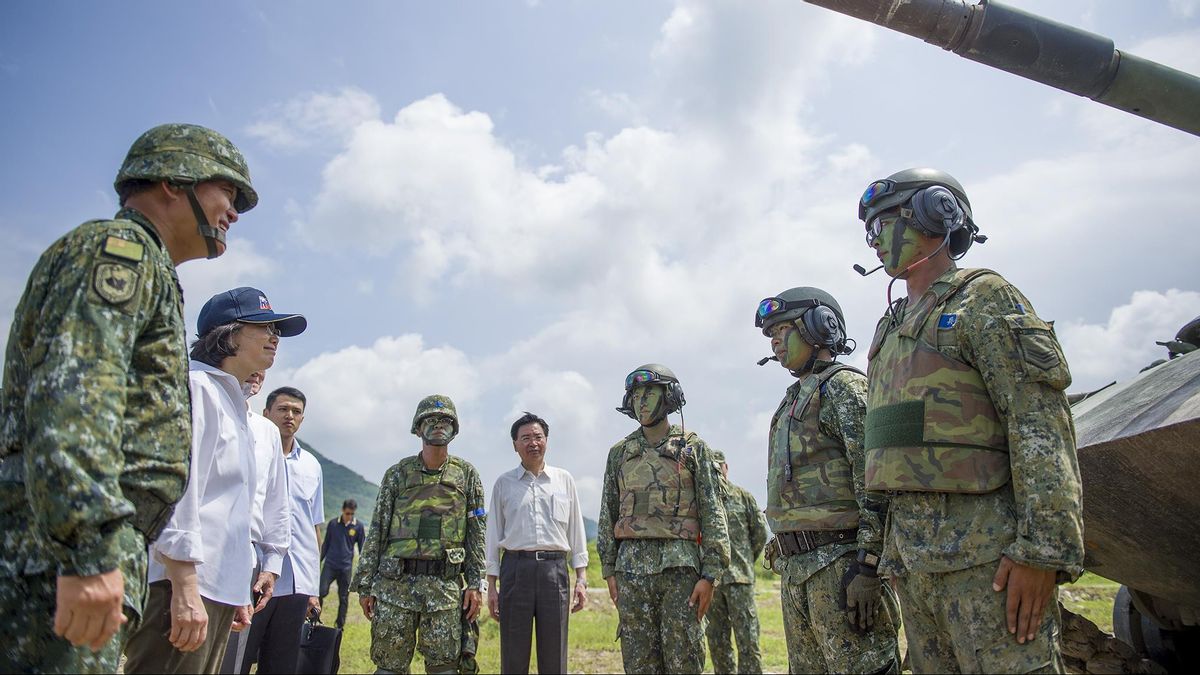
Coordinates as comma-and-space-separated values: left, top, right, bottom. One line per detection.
618, 363, 686, 420
115, 123, 258, 213
860, 167, 978, 257
411, 394, 459, 436
759, 286, 845, 338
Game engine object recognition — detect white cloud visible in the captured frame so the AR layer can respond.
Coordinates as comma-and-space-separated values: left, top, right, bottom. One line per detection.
1057, 289, 1200, 390
246, 87, 381, 152
1168, 0, 1198, 18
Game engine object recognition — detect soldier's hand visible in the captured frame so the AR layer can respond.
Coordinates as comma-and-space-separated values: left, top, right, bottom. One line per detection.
54, 569, 127, 651
230, 605, 253, 633
360, 595, 376, 620
463, 589, 482, 622
993, 555, 1056, 644
487, 587, 500, 621
842, 563, 882, 633
688, 577, 715, 621
606, 576, 619, 606
252, 571, 277, 613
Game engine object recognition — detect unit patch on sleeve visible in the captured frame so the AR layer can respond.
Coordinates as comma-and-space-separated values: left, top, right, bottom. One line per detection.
93, 263, 140, 305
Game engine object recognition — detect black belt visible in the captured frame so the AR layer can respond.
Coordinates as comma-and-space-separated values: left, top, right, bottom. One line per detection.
775, 529, 857, 556
401, 558, 448, 576
505, 549, 566, 561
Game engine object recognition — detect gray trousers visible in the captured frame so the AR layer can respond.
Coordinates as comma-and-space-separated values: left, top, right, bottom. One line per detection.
124, 580, 238, 674
498, 550, 570, 674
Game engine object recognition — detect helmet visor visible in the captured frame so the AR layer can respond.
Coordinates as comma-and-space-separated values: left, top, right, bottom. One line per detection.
755, 297, 820, 328
625, 369, 668, 390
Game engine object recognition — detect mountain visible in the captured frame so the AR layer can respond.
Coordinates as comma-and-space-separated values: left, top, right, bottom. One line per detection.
298, 437, 380, 526
584, 516, 597, 541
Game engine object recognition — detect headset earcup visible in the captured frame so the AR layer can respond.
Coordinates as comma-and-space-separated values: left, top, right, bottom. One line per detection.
912, 186, 964, 235
801, 306, 844, 350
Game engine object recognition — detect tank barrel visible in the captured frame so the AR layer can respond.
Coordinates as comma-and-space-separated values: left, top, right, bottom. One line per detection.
803, 0, 1200, 136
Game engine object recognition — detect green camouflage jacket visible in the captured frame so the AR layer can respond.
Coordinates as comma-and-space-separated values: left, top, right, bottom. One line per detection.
720, 480, 767, 585
868, 266, 1085, 579
355, 453, 486, 613
0, 209, 191, 578
597, 425, 730, 579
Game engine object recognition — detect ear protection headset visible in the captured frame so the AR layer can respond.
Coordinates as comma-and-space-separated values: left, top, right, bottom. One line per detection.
903, 185, 965, 237
795, 303, 850, 355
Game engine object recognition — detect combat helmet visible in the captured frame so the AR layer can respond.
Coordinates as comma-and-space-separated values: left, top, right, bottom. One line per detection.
616, 363, 686, 422
115, 124, 257, 258
755, 287, 851, 355
858, 167, 982, 258
411, 394, 459, 436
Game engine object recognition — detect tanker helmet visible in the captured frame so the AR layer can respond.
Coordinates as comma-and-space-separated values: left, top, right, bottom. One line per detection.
756, 286, 851, 354
617, 363, 686, 421
411, 394, 460, 436
115, 123, 258, 213
859, 167, 981, 257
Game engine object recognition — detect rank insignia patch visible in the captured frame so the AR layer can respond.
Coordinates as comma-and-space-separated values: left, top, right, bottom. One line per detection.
102, 236, 144, 262
93, 263, 139, 305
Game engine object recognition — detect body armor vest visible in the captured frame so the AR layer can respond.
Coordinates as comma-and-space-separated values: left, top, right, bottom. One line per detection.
767, 363, 863, 533
613, 431, 702, 541
385, 457, 469, 560
864, 268, 1010, 493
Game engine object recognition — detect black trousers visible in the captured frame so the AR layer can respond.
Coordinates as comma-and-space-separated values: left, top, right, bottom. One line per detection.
499, 551, 570, 675
319, 564, 353, 628
240, 593, 309, 674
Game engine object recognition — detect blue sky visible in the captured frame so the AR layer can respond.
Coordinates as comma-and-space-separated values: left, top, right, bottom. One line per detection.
3, 1, 1199, 515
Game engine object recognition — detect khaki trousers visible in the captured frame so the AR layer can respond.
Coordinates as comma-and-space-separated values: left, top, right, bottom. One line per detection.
124, 580, 238, 674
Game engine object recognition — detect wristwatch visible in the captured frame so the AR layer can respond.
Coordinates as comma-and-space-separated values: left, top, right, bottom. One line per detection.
856, 549, 880, 569
575, 577, 588, 589
476, 579, 489, 593
701, 573, 717, 586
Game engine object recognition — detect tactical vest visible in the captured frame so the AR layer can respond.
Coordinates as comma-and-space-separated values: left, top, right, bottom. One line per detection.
613, 431, 702, 541
766, 363, 864, 533
385, 457, 469, 560
864, 268, 1010, 493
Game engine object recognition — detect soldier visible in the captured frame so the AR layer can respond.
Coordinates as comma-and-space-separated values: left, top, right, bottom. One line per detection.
754, 287, 900, 673
857, 168, 1084, 672
0, 124, 256, 672
354, 395, 486, 675
703, 450, 768, 675
597, 364, 730, 674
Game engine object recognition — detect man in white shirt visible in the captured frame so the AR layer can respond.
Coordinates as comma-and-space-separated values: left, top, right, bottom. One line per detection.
238, 386, 325, 674
219, 370, 291, 674
123, 287, 306, 674
485, 412, 589, 675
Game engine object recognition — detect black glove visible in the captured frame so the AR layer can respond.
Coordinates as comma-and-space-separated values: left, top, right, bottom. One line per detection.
841, 560, 881, 633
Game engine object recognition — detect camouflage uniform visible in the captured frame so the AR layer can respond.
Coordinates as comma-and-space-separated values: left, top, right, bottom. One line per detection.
705, 476, 767, 674
355, 454, 486, 675
597, 424, 730, 674
865, 266, 1084, 673
0, 209, 191, 672
768, 361, 900, 673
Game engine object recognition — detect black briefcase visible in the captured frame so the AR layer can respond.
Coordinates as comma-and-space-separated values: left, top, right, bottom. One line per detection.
297, 617, 342, 674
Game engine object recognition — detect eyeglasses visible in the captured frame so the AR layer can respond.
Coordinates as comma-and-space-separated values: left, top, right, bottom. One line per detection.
754, 297, 820, 328
625, 369, 670, 390
865, 214, 904, 246
517, 433, 546, 444
425, 415, 454, 426
240, 321, 282, 337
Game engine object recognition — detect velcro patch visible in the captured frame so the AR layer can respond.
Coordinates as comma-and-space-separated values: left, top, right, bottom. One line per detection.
1015, 302, 1026, 314
101, 236, 144, 262
468, 507, 486, 519
938, 313, 958, 329
93, 263, 139, 305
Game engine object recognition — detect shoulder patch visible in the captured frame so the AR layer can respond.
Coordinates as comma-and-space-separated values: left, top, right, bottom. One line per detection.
101, 236, 144, 262
93, 263, 140, 305
938, 313, 958, 329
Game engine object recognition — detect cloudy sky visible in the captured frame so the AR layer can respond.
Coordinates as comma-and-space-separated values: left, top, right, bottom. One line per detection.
2, 1, 1198, 517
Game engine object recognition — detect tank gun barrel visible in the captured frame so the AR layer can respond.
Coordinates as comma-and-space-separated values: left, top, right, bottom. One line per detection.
803, 0, 1200, 136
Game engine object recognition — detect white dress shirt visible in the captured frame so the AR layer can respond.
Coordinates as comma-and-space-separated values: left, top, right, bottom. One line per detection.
149, 361, 256, 607
485, 463, 589, 577
275, 437, 325, 597
248, 410, 291, 576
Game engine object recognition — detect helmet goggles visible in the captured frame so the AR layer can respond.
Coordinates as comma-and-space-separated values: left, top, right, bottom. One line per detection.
859, 178, 914, 221
625, 369, 671, 390
755, 297, 821, 329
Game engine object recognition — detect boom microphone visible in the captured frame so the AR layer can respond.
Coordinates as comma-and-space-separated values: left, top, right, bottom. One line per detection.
854, 263, 885, 276
757, 355, 779, 366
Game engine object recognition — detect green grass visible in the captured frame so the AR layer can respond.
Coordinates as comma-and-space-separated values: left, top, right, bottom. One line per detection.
326, 546, 1117, 673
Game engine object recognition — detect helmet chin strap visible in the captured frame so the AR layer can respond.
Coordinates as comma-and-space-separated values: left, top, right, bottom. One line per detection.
177, 180, 224, 259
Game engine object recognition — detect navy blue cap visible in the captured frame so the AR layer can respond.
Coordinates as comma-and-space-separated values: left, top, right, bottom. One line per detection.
197, 287, 307, 338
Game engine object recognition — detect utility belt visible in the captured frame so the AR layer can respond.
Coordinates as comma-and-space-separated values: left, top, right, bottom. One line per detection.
0, 453, 173, 543
773, 528, 857, 557
504, 549, 566, 561
382, 556, 463, 578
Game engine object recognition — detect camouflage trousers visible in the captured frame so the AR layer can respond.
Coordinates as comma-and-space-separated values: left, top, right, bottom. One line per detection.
0, 524, 146, 674
616, 568, 706, 674
704, 581, 762, 674
370, 597, 460, 674
896, 562, 1065, 674
781, 551, 900, 674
